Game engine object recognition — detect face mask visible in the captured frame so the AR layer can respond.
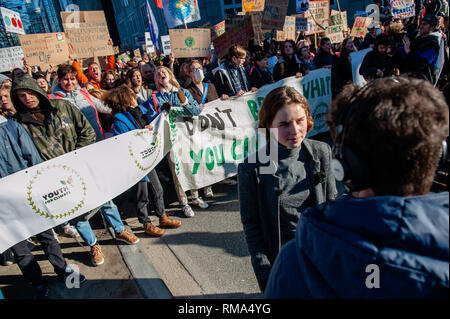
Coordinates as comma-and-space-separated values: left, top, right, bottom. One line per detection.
194, 69, 204, 83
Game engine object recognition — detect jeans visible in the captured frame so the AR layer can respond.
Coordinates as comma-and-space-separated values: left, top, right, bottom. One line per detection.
75, 200, 125, 246
10, 229, 66, 287
133, 169, 165, 225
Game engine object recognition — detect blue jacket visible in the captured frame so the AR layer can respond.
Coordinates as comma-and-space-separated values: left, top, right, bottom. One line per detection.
0, 115, 43, 178
265, 192, 449, 298
141, 86, 201, 123
112, 105, 151, 183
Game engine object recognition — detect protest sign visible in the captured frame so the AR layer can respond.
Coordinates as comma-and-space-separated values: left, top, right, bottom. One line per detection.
326, 24, 345, 44
296, 17, 308, 31
134, 48, 141, 58
0, 46, 24, 72
330, 9, 348, 31
18, 32, 70, 70
162, 0, 201, 28
242, 0, 265, 12
211, 20, 225, 41
161, 35, 171, 56
118, 52, 130, 63
249, 12, 271, 43
0, 7, 25, 35
351, 48, 372, 87
0, 115, 170, 253
276, 16, 296, 41
170, 68, 332, 191
261, 0, 289, 31
113, 46, 120, 54
350, 16, 372, 38
61, 11, 114, 59
145, 32, 156, 54
169, 28, 211, 58
304, 0, 329, 35
213, 17, 254, 58
390, 0, 415, 20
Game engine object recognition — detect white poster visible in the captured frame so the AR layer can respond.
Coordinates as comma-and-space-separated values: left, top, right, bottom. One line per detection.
0, 7, 25, 35
162, 0, 201, 28
145, 32, 156, 53
161, 35, 171, 56
351, 48, 372, 87
170, 69, 332, 191
0, 46, 24, 72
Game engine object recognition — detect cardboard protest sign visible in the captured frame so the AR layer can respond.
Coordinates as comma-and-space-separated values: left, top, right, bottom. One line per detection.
134, 48, 141, 58
61, 11, 114, 59
161, 35, 171, 56
326, 25, 344, 44
276, 16, 296, 41
350, 16, 373, 38
249, 11, 271, 43
390, 0, 415, 20
213, 17, 254, 58
211, 20, 225, 41
169, 28, 211, 58
1, 7, 25, 35
330, 10, 348, 31
261, 0, 289, 31
304, 0, 329, 35
0, 46, 24, 72
18, 32, 70, 70
118, 52, 130, 63
242, 0, 265, 12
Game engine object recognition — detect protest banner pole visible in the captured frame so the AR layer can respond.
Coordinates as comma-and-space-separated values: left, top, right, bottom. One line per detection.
336, 0, 342, 13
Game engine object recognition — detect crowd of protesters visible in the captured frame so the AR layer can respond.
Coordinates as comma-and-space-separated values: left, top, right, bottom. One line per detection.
0, 0, 449, 299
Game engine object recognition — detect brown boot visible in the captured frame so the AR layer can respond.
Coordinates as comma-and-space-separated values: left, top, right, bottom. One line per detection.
143, 221, 164, 237
159, 214, 182, 228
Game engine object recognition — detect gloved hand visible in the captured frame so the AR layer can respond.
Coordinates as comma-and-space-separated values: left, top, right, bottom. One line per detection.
161, 102, 171, 112
177, 89, 187, 104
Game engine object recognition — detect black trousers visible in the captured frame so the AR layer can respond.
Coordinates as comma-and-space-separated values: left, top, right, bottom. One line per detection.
133, 169, 165, 225
10, 229, 66, 287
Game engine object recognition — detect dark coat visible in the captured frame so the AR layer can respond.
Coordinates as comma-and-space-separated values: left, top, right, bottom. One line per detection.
265, 192, 449, 298
249, 66, 275, 88
186, 81, 219, 105
359, 49, 393, 80
238, 139, 337, 290
273, 56, 302, 82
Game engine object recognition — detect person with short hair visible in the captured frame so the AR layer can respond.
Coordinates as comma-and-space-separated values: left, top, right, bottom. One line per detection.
360, 34, 394, 81
264, 77, 449, 298
249, 52, 275, 88
213, 45, 257, 100
238, 86, 337, 292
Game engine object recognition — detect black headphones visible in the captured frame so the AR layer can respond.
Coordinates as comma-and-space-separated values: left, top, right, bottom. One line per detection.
331, 85, 372, 193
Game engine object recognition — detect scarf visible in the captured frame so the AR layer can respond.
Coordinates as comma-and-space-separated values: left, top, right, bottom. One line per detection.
127, 106, 147, 129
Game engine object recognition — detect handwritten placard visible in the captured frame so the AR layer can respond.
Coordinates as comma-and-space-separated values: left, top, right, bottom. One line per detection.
213, 17, 254, 58
18, 32, 70, 69
276, 16, 296, 41
169, 29, 211, 58
261, 0, 289, 31
61, 11, 114, 59
0, 46, 24, 72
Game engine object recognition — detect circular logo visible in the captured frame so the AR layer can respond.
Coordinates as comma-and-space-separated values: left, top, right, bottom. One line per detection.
56, 33, 64, 41
129, 130, 161, 171
185, 36, 195, 47
311, 102, 329, 131
27, 165, 87, 220
4, 16, 11, 26
170, 0, 191, 20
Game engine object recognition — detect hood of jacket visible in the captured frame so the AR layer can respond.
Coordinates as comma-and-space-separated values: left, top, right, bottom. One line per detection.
11, 74, 53, 115
294, 192, 449, 298
52, 83, 83, 98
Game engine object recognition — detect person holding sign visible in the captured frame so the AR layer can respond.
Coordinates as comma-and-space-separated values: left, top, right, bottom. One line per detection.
238, 86, 337, 291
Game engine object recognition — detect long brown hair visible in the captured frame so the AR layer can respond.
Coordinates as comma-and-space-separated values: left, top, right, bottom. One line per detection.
101, 84, 137, 113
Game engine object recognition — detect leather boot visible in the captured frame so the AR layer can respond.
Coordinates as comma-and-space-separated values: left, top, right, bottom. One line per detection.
159, 214, 182, 228
143, 221, 164, 237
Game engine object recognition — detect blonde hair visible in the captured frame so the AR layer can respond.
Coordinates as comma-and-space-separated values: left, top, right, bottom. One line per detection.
154, 66, 181, 90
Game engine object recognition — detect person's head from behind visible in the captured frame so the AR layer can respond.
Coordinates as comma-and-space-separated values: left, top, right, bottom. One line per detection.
319, 37, 332, 53
327, 77, 449, 197
258, 86, 314, 149
88, 62, 101, 82
252, 52, 269, 70
101, 70, 117, 90
228, 45, 247, 67
57, 64, 79, 92
188, 60, 204, 84
102, 84, 138, 114
154, 66, 180, 90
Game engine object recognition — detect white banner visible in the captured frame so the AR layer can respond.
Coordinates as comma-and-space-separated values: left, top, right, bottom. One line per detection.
161, 35, 171, 56
170, 69, 332, 191
162, 0, 201, 28
0, 115, 171, 253
0, 46, 24, 72
351, 48, 372, 88
145, 32, 156, 53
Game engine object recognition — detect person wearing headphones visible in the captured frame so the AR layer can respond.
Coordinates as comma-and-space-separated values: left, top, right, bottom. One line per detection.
264, 77, 449, 298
